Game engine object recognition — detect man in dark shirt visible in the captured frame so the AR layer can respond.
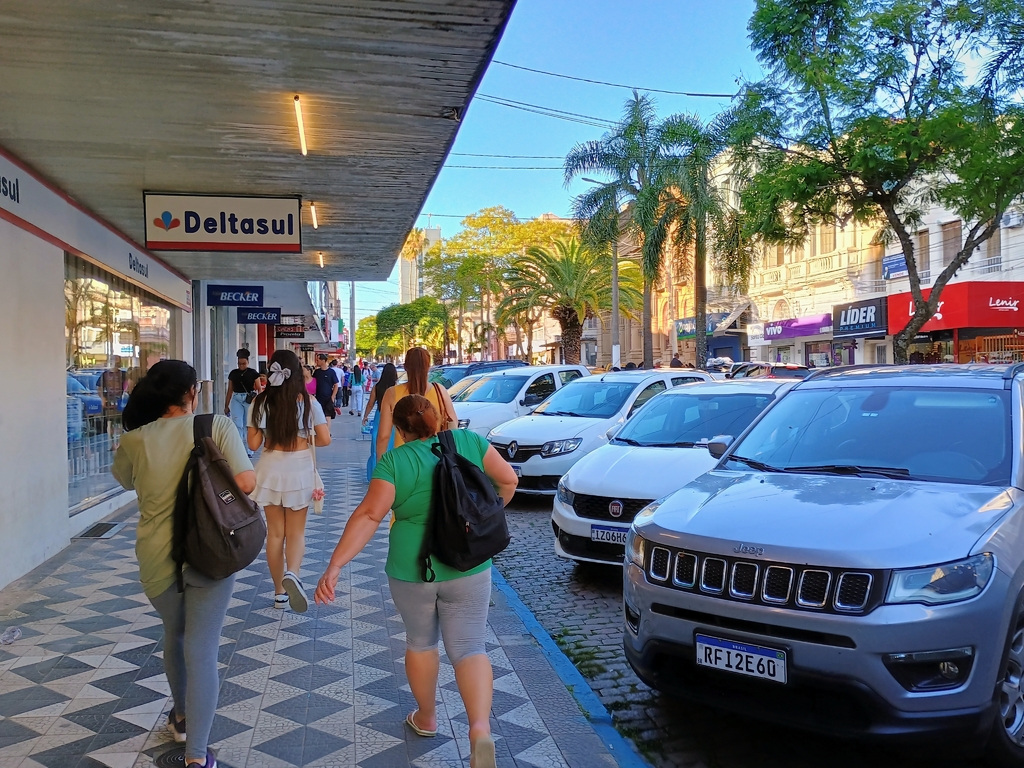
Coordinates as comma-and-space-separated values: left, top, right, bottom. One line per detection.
312, 354, 338, 424
670, 353, 684, 368
226, 348, 260, 455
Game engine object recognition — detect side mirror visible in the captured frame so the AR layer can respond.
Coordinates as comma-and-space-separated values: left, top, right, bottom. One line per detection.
519, 399, 526, 406
605, 425, 621, 440
707, 435, 733, 459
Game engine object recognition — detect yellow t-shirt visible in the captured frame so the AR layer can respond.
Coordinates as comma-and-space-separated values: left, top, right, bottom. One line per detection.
389, 383, 448, 448
112, 415, 253, 599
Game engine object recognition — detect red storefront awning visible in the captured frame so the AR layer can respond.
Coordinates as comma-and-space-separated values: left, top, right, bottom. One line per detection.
887, 281, 1024, 334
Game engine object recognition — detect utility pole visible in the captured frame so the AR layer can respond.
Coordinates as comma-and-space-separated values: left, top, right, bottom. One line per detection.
611, 233, 620, 368
349, 281, 356, 364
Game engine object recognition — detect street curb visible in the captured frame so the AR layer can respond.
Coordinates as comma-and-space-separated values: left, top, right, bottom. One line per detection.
491, 567, 652, 768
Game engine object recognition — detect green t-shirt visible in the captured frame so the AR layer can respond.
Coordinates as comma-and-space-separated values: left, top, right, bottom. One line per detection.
372, 429, 493, 583
112, 415, 253, 599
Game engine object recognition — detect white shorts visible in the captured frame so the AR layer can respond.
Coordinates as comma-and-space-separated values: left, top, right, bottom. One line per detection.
251, 448, 315, 509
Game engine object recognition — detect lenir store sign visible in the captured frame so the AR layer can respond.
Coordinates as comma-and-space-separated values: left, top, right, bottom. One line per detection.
144, 193, 301, 252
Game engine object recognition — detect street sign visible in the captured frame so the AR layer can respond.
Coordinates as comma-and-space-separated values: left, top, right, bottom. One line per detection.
299, 344, 315, 352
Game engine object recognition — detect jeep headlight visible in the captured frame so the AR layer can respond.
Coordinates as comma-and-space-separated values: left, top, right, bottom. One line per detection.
556, 480, 574, 506
625, 528, 646, 568
887, 553, 994, 606
633, 499, 663, 525
541, 438, 583, 457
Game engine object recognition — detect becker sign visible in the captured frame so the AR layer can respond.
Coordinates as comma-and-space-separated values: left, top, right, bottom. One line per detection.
144, 193, 301, 253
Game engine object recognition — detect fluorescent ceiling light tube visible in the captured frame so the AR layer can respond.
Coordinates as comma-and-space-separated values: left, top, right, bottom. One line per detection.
294, 95, 308, 156
310, 202, 318, 229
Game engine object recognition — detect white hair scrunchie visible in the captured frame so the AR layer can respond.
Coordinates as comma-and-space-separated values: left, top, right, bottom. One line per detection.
268, 361, 292, 387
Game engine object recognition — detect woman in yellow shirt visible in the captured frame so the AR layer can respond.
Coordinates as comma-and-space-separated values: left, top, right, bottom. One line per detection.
376, 347, 458, 460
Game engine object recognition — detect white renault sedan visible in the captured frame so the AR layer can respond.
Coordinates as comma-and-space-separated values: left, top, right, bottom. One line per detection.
487, 370, 711, 495
552, 379, 793, 564
453, 365, 590, 438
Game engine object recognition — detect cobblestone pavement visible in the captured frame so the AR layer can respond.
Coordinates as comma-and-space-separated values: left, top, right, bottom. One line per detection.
0, 417, 621, 768
493, 496, 986, 768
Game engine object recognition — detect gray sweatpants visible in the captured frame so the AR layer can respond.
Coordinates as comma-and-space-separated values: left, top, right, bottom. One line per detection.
388, 568, 491, 666
150, 568, 236, 761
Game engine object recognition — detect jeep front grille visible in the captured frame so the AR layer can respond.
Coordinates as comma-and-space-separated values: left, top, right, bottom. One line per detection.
644, 547, 884, 615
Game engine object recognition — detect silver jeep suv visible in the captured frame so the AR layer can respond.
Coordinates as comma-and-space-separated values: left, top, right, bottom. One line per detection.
624, 365, 1024, 763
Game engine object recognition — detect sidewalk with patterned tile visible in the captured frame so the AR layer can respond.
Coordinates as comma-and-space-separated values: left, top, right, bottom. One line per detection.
0, 415, 627, 768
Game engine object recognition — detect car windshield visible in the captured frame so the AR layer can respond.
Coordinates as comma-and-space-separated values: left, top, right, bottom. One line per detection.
615, 392, 776, 446
533, 380, 638, 418
447, 376, 480, 398
726, 386, 1012, 486
455, 375, 529, 404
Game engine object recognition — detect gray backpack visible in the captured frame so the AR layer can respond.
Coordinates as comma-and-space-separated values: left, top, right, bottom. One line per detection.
172, 414, 266, 590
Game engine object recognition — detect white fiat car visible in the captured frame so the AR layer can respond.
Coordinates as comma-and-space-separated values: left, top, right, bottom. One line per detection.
552, 380, 793, 563
488, 370, 711, 495
453, 365, 590, 438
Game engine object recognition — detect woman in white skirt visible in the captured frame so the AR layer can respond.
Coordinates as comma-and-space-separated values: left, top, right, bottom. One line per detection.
247, 349, 330, 612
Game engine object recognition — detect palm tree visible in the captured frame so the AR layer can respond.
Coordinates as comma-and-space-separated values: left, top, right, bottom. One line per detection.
646, 112, 752, 366
565, 92, 687, 368
499, 238, 642, 365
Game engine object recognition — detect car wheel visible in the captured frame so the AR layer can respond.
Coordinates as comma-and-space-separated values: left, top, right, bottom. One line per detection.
989, 603, 1024, 767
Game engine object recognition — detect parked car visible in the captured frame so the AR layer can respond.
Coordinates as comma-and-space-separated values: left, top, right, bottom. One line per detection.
429, 359, 528, 388
453, 365, 590, 438
731, 362, 811, 379
446, 373, 484, 399
552, 379, 791, 563
489, 370, 711, 495
624, 364, 1024, 760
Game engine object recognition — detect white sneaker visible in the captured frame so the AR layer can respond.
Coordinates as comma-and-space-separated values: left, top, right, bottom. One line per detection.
282, 572, 309, 613
273, 593, 289, 610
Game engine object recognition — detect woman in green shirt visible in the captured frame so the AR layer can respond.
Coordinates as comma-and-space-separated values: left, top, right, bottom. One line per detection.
315, 394, 517, 768
113, 361, 255, 768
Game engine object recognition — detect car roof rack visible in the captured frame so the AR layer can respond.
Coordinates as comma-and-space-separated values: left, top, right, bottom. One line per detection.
801, 363, 892, 382
1002, 363, 1024, 388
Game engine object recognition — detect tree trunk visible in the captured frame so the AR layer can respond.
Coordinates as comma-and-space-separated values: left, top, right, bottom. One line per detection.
457, 303, 464, 362
642, 279, 653, 368
527, 321, 534, 363
878, 201, 1001, 364
514, 322, 523, 361
692, 227, 708, 368
560, 317, 583, 365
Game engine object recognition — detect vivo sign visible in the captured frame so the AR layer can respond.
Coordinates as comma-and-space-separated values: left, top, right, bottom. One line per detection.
207, 284, 264, 306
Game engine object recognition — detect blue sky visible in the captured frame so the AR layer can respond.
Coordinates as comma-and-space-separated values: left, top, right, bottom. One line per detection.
343, 0, 764, 324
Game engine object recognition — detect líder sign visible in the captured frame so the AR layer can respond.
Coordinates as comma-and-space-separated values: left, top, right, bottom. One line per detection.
144, 193, 301, 253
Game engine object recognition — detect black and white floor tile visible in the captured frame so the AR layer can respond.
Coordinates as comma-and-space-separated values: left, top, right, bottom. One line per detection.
0, 427, 617, 768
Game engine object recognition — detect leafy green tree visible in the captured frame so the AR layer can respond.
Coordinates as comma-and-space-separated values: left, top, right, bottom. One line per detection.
355, 316, 400, 358
733, 0, 1024, 363
375, 297, 451, 359
566, 93, 695, 368
499, 238, 642, 365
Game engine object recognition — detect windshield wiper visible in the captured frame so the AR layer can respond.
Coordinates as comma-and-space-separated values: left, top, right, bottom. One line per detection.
542, 410, 586, 417
785, 464, 912, 479
612, 436, 642, 446
642, 441, 700, 448
728, 454, 783, 472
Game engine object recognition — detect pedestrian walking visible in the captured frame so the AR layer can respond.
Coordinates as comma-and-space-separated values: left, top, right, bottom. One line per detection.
247, 350, 331, 612
376, 347, 458, 461
302, 365, 316, 395
350, 361, 366, 416
363, 362, 398, 481
315, 394, 517, 768
341, 364, 352, 408
225, 349, 259, 456
331, 359, 345, 413
312, 354, 339, 426
113, 361, 255, 768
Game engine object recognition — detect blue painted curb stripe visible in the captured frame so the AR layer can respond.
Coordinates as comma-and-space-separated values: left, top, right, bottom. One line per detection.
491, 567, 652, 768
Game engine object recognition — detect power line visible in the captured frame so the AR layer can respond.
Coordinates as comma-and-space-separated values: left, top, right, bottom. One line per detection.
451, 152, 564, 159
445, 165, 563, 170
475, 94, 616, 129
492, 60, 737, 99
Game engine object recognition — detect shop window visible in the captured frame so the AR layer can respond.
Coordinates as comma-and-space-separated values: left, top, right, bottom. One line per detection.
805, 341, 832, 368
869, 242, 885, 280
821, 224, 836, 254
65, 255, 176, 512
775, 245, 785, 267
874, 345, 888, 365
942, 220, 962, 266
915, 229, 930, 272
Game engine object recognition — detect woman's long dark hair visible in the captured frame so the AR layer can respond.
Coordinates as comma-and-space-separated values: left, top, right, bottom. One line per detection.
251, 349, 310, 450
122, 360, 197, 430
374, 363, 398, 404
405, 347, 431, 396
352, 363, 363, 385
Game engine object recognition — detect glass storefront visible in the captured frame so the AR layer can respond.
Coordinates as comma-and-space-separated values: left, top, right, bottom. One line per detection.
958, 331, 1024, 364
907, 332, 955, 364
65, 254, 176, 511
804, 341, 832, 368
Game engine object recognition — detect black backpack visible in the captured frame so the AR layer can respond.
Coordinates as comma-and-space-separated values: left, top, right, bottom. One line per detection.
419, 430, 510, 582
172, 414, 267, 591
